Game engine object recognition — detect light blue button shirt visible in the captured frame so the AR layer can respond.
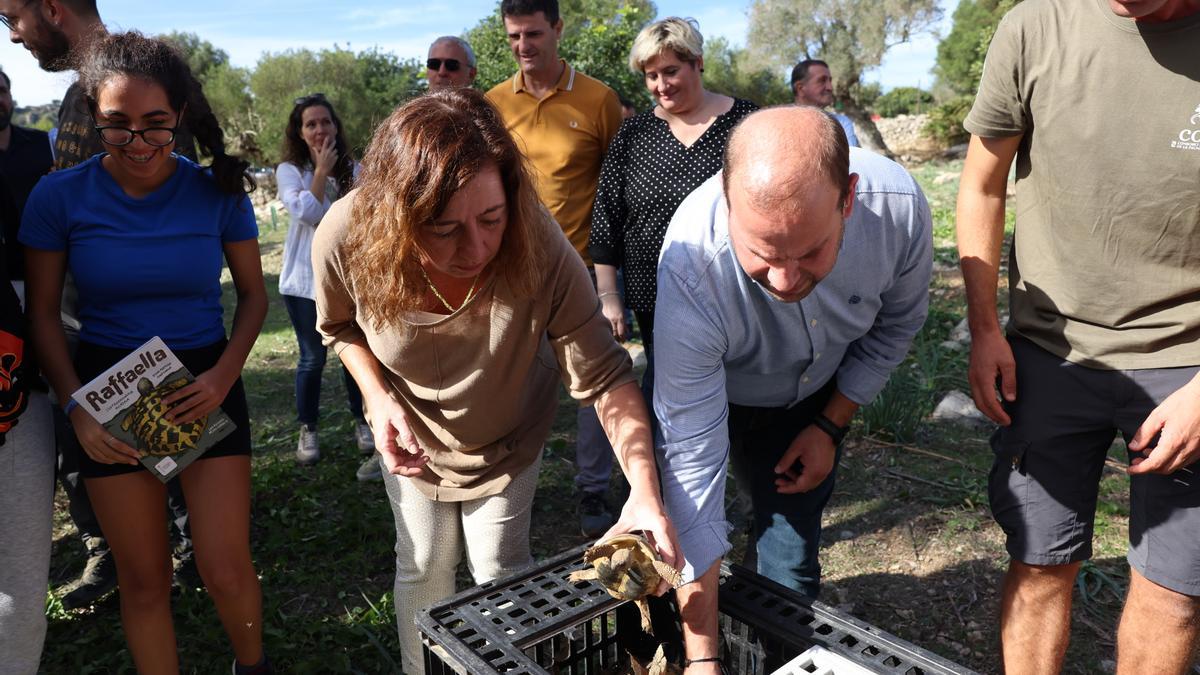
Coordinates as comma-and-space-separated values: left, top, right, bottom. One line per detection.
831, 112, 860, 148
652, 147, 932, 582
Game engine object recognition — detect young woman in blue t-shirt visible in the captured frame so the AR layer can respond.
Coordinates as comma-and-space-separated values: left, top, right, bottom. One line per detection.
21, 33, 271, 674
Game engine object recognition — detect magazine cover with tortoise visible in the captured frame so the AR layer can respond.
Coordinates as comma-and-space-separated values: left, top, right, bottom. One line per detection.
70, 336, 236, 482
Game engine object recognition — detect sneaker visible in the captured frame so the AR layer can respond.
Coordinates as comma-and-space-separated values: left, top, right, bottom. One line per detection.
232, 655, 273, 675
61, 549, 118, 610
355, 453, 383, 482
578, 491, 615, 538
355, 421, 375, 455
295, 425, 320, 465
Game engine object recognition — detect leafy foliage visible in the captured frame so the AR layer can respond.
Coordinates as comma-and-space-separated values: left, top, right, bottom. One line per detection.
745, 0, 942, 154
163, 32, 424, 166
874, 86, 934, 117
924, 93, 975, 146
701, 36, 792, 107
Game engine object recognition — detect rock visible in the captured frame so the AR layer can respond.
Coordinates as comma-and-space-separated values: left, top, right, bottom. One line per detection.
933, 171, 958, 185
930, 390, 990, 428
949, 317, 971, 344
942, 143, 969, 159
625, 343, 647, 373
839, 530, 855, 540
939, 340, 964, 351
874, 114, 943, 161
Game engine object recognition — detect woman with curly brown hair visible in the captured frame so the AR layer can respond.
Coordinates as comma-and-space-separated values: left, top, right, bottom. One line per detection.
276, 93, 376, 477
312, 87, 678, 674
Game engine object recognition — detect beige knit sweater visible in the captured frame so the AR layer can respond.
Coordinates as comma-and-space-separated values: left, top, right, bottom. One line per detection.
312, 190, 635, 501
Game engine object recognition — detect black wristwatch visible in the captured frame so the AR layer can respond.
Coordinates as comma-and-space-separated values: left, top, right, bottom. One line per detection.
810, 413, 849, 445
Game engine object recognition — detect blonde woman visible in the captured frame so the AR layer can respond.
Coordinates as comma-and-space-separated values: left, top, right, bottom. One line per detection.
312, 87, 678, 674
588, 17, 756, 405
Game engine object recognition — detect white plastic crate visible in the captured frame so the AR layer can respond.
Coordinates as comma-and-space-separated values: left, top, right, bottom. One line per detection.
770, 645, 881, 675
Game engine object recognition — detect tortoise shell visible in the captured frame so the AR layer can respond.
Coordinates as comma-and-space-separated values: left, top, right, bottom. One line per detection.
120, 377, 207, 457
569, 533, 681, 601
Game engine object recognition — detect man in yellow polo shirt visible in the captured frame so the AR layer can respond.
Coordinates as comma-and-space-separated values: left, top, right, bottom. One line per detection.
487, 0, 623, 537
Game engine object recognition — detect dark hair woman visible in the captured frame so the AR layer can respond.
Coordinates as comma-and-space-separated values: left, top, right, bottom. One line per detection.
276, 94, 375, 478
20, 32, 270, 674
312, 87, 678, 674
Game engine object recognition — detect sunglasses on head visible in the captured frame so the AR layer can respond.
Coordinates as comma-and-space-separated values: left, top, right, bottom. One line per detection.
293, 92, 327, 106
426, 58, 463, 72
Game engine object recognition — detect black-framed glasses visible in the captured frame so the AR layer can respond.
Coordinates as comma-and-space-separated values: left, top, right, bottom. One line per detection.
426, 58, 462, 72
294, 92, 327, 106
94, 125, 178, 147
0, 0, 39, 31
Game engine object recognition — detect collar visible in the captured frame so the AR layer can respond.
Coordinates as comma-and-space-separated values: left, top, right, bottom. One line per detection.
513, 59, 575, 94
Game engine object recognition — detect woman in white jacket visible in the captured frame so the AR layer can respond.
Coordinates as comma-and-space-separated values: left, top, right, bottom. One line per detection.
277, 93, 375, 479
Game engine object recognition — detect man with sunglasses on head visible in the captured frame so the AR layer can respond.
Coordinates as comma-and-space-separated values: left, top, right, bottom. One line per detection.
0, 0, 199, 610
426, 36, 477, 90
486, 0, 624, 538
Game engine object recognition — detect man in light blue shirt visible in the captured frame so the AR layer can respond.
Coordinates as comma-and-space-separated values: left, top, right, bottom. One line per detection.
614, 106, 930, 671
791, 59, 860, 147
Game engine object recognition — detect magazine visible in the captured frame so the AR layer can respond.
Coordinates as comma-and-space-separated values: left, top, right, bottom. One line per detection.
71, 336, 236, 482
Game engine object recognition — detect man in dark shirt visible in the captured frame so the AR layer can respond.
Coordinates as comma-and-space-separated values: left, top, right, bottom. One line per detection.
0, 0, 198, 609
0, 68, 53, 282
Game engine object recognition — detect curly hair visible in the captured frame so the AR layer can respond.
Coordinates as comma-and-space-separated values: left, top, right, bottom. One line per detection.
281, 95, 355, 199
344, 87, 547, 328
77, 31, 254, 195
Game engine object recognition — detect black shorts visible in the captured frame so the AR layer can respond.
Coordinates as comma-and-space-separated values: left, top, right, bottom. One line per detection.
72, 339, 253, 479
990, 336, 1200, 596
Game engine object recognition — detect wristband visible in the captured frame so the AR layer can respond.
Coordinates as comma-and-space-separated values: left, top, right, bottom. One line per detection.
597, 291, 620, 300
63, 399, 80, 416
810, 413, 848, 445
685, 656, 721, 668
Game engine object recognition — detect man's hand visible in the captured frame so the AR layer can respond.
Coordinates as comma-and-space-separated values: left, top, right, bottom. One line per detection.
366, 394, 429, 477
1129, 376, 1200, 476
968, 327, 1017, 425
601, 492, 681, 596
774, 424, 836, 494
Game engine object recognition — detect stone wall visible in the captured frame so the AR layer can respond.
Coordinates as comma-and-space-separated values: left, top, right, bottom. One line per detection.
873, 114, 943, 162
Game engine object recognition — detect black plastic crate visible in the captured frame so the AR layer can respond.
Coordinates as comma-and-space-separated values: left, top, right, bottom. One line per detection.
416, 545, 978, 674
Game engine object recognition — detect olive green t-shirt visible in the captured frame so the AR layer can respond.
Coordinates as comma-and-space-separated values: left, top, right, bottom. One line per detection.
965, 0, 1200, 369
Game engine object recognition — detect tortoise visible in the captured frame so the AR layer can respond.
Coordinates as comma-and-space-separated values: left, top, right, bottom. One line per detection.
568, 532, 682, 634
120, 377, 208, 457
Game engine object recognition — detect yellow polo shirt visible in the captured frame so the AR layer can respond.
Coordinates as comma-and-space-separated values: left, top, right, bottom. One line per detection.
487, 60, 622, 266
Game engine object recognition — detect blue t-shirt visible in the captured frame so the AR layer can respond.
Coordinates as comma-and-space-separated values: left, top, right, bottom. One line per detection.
19, 155, 258, 350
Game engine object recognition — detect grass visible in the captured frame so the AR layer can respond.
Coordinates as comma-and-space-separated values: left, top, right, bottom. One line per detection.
39, 160, 1135, 674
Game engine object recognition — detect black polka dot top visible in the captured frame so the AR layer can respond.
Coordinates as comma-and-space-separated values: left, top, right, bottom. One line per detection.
588, 97, 758, 313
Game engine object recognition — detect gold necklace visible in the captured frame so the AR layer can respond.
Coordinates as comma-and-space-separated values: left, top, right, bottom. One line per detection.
421, 267, 480, 313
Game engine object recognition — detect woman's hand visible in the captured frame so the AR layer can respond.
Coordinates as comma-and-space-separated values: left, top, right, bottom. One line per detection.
368, 394, 430, 477
601, 293, 629, 342
312, 136, 338, 175
162, 365, 237, 424
601, 492, 681, 596
69, 407, 140, 465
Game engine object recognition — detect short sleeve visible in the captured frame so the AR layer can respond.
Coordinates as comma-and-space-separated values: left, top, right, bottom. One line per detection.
221, 194, 259, 242
18, 178, 67, 251
963, 8, 1029, 138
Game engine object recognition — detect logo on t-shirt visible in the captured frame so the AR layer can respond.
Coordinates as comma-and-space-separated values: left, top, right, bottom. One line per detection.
1171, 104, 1200, 151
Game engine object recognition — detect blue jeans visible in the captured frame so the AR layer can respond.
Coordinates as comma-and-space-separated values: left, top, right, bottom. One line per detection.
574, 270, 616, 495
282, 294, 365, 428
727, 380, 840, 598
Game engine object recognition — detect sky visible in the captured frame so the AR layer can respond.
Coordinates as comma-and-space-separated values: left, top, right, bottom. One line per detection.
0, 0, 955, 107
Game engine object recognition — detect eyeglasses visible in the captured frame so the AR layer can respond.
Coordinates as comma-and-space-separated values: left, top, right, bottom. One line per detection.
426, 58, 463, 72
93, 125, 178, 147
0, 0, 39, 31
294, 92, 327, 106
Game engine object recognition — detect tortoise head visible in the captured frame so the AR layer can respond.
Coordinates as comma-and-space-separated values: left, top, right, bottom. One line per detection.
136, 377, 154, 396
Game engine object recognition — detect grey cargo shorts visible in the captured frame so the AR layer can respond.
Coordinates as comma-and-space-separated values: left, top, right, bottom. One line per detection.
989, 337, 1200, 596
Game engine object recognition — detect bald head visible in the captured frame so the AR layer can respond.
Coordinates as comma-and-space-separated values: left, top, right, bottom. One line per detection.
723, 106, 851, 214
